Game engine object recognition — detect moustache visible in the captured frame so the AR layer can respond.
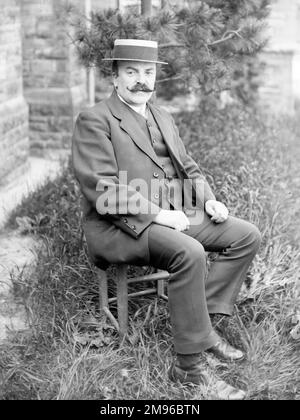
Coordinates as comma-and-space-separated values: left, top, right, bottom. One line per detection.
127, 84, 155, 93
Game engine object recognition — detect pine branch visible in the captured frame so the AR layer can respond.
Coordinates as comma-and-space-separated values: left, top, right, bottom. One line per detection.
69, 0, 271, 103
160, 29, 242, 49
157, 75, 183, 83
209, 30, 242, 47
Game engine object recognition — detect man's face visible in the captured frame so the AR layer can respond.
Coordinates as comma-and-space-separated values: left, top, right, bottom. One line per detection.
113, 60, 156, 106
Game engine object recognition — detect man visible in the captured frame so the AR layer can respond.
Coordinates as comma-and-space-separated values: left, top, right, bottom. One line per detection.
72, 39, 261, 400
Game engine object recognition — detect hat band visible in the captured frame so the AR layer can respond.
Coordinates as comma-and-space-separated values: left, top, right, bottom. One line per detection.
113, 45, 158, 62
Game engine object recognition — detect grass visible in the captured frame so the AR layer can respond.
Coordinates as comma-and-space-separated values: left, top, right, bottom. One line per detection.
0, 104, 299, 400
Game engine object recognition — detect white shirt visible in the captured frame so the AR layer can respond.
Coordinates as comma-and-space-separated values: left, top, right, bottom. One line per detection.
117, 93, 148, 118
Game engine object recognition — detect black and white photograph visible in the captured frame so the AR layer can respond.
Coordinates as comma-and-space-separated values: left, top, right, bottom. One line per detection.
0, 0, 299, 403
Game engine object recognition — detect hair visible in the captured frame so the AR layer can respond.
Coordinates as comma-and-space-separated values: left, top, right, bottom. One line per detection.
112, 60, 119, 76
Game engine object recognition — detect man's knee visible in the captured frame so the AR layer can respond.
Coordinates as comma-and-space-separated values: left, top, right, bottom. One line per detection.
249, 224, 262, 251
230, 219, 262, 254
181, 239, 207, 267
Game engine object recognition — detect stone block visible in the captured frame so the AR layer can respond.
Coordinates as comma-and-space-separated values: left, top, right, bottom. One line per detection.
29, 103, 54, 116
36, 19, 54, 39
0, 52, 6, 81
29, 115, 47, 123
56, 60, 69, 72
29, 133, 72, 152
35, 46, 67, 60
0, 98, 29, 169
30, 58, 57, 73
0, 112, 28, 136
27, 1, 53, 17
0, 9, 18, 26
0, 132, 29, 182
26, 87, 70, 104
29, 101, 75, 117
6, 79, 22, 98
21, 15, 37, 37
46, 116, 73, 133
30, 121, 48, 132
6, 43, 22, 60
52, 118, 71, 132
48, 72, 70, 87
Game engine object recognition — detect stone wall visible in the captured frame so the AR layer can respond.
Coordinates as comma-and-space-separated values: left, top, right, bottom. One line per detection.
259, 0, 299, 114
21, 0, 87, 157
0, 0, 29, 187
259, 50, 295, 114
92, 0, 118, 10
267, 0, 298, 50
1, 0, 299, 191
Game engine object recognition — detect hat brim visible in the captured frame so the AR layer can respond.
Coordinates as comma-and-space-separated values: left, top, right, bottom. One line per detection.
102, 57, 168, 65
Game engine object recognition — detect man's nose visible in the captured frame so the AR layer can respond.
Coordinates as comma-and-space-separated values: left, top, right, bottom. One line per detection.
136, 72, 146, 84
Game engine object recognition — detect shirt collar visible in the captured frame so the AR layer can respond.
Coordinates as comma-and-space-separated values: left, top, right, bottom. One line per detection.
117, 93, 148, 118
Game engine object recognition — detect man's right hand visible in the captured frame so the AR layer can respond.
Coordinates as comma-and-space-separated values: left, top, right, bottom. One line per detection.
153, 209, 190, 232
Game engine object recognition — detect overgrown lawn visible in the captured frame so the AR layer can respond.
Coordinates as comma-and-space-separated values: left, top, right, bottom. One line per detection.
0, 104, 299, 400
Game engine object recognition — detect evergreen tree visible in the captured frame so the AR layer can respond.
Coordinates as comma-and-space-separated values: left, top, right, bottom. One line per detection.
68, 0, 270, 104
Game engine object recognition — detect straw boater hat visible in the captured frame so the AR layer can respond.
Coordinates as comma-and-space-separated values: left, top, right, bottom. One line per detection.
102, 39, 168, 65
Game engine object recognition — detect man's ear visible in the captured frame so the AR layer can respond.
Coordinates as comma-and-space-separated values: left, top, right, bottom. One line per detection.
112, 74, 118, 89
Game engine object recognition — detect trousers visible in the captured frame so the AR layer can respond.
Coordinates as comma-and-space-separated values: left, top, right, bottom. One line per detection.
147, 211, 261, 354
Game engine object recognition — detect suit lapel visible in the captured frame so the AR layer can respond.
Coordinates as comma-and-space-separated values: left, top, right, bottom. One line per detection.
120, 115, 163, 169
149, 104, 183, 166
107, 91, 163, 169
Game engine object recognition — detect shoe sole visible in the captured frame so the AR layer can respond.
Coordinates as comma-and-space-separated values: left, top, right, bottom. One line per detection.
206, 351, 246, 363
169, 364, 246, 400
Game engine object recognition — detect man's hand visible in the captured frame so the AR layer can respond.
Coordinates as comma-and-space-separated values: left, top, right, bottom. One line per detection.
205, 200, 229, 223
154, 209, 190, 232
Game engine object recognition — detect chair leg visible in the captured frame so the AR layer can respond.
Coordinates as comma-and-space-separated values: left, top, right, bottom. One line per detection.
97, 267, 108, 311
157, 270, 169, 301
157, 279, 165, 297
116, 264, 129, 338
97, 267, 119, 331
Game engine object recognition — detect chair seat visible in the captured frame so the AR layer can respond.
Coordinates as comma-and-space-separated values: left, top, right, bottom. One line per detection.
97, 264, 170, 337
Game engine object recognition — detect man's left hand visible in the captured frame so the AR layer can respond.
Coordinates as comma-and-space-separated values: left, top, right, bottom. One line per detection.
205, 200, 229, 223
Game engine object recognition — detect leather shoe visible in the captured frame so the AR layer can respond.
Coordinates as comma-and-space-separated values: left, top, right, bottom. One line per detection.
169, 355, 246, 400
206, 339, 245, 362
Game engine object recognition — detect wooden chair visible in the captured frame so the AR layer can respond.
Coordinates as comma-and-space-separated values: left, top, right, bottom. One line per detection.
96, 264, 170, 337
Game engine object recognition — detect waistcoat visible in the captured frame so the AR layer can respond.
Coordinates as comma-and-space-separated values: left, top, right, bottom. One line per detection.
122, 103, 181, 209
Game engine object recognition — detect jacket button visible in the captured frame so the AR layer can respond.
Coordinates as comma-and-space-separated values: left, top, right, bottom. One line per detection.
153, 172, 159, 178
154, 193, 159, 199
131, 225, 136, 230
123, 218, 128, 223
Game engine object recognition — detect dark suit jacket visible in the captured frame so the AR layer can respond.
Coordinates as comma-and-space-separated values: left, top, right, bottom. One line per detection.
72, 90, 215, 269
